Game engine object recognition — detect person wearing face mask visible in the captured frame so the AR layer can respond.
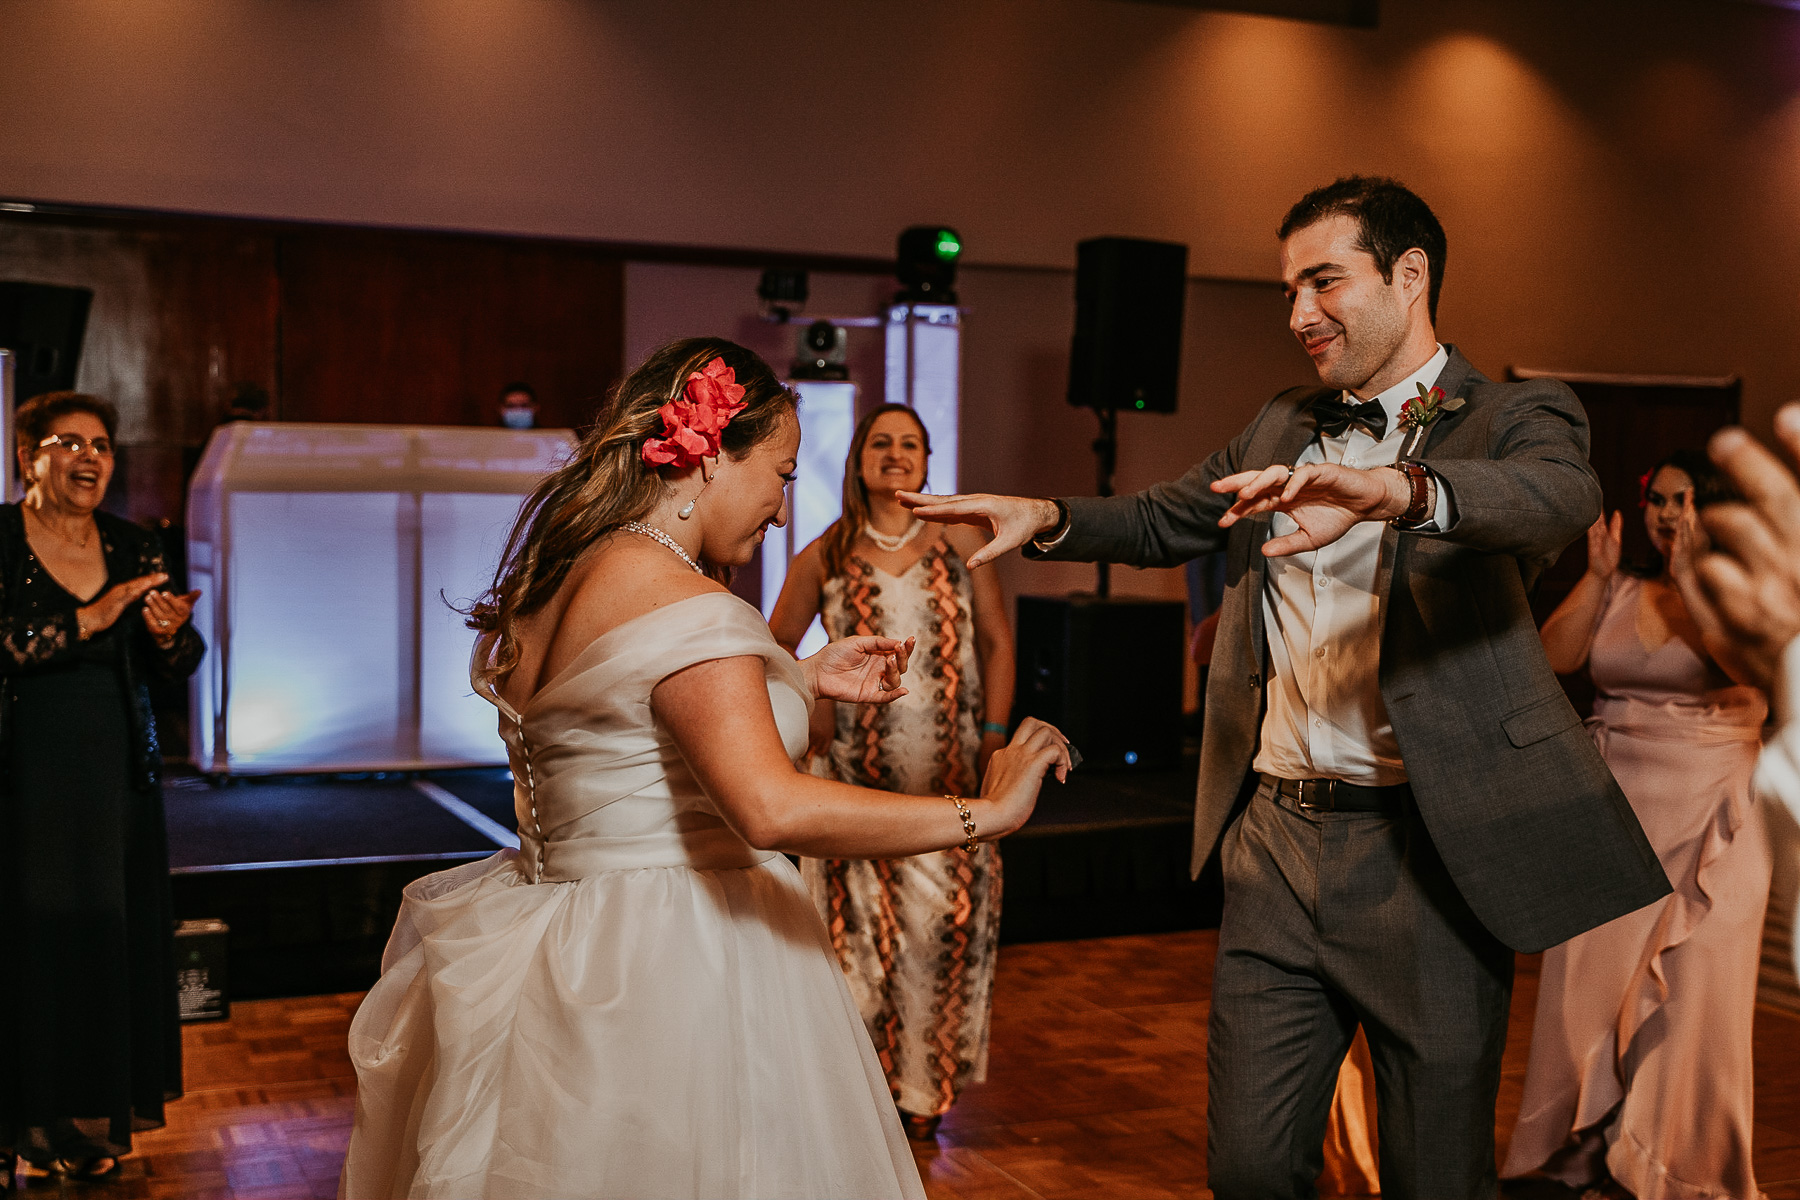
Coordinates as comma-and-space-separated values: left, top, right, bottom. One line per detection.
339, 342, 1069, 1200
1503, 451, 1767, 1197
769, 403, 1014, 1142
0, 391, 203, 1188
497, 382, 538, 430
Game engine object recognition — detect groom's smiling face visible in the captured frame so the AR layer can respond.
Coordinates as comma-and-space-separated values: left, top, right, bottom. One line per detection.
1280, 214, 1412, 397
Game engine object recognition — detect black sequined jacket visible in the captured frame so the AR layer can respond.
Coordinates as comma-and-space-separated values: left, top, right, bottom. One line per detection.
0, 504, 205, 792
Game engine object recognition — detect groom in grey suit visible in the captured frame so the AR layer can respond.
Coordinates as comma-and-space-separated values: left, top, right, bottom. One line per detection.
904, 177, 1670, 1198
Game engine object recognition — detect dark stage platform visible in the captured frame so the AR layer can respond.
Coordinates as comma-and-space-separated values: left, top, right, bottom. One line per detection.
165, 758, 1221, 999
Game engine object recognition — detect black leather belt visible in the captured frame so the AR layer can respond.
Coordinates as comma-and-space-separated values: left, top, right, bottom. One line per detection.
1262, 773, 1411, 815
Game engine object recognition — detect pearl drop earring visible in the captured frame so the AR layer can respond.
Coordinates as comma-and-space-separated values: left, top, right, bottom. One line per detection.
679, 470, 712, 520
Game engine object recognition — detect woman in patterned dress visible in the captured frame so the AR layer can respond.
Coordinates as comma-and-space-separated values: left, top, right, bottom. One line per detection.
771, 403, 1015, 1141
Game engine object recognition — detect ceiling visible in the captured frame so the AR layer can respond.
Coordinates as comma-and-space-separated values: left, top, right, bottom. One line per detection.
1112, 0, 1377, 26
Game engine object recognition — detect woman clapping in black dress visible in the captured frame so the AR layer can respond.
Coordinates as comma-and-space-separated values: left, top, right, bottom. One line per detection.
0, 391, 202, 1185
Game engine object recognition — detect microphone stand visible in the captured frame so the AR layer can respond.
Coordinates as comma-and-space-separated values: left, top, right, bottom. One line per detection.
1092, 406, 1116, 598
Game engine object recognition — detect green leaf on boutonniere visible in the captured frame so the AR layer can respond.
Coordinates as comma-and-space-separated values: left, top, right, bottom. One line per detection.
1400, 383, 1464, 430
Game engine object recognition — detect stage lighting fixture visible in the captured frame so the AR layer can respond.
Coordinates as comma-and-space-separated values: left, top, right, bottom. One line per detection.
895, 225, 962, 304
791, 319, 849, 380
758, 267, 809, 321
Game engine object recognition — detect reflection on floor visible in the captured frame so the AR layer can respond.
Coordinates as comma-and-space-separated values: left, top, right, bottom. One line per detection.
28, 931, 1800, 1199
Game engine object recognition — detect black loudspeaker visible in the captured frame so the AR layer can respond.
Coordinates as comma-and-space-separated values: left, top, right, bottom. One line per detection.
1012, 595, 1186, 770
1067, 237, 1187, 413
0, 281, 94, 400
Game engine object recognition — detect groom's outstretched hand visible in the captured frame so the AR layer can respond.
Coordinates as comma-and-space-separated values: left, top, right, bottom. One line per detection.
896, 491, 1060, 569
1215, 462, 1412, 557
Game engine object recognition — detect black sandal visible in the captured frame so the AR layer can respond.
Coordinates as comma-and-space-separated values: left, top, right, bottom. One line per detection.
62, 1156, 121, 1182
899, 1113, 942, 1142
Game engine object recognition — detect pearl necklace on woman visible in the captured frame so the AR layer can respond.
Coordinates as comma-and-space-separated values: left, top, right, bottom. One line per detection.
619, 521, 704, 574
863, 519, 924, 553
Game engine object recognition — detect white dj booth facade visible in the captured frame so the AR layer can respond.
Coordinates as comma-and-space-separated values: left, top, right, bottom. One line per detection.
186, 422, 574, 776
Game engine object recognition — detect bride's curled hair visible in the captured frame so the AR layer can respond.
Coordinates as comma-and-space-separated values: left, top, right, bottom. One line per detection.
467, 337, 794, 683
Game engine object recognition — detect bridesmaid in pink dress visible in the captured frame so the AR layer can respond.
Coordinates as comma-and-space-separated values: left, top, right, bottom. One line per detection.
1504, 451, 1770, 1198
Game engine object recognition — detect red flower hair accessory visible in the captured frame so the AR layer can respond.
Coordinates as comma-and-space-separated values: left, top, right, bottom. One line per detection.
1637, 468, 1654, 508
642, 357, 749, 469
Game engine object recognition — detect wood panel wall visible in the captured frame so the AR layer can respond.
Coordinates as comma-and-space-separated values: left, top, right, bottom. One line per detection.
278, 229, 623, 429
0, 213, 627, 522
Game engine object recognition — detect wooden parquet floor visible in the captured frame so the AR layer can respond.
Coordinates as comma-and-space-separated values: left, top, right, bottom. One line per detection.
24, 931, 1800, 1199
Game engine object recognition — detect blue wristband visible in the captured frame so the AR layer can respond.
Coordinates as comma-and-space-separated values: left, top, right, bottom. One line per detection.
981, 721, 1007, 736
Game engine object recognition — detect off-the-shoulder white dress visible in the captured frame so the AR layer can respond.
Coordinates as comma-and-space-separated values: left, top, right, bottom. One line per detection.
339, 592, 925, 1199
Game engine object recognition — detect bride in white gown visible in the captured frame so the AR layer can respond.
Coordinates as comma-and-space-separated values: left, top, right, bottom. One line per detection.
339, 338, 1071, 1200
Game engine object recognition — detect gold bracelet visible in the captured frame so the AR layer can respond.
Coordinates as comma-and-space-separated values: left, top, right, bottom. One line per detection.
947, 794, 978, 853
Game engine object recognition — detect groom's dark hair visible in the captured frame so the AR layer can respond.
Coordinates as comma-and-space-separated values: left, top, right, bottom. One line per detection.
1280, 176, 1448, 323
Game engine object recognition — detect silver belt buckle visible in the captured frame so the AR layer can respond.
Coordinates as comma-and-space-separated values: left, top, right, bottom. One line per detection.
1294, 779, 1336, 812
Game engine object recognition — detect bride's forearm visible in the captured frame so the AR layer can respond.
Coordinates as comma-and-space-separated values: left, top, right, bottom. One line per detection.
739, 773, 1004, 860
656, 655, 1010, 859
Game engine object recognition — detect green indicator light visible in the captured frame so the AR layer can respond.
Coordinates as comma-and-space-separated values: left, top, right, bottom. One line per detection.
935, 232, 961, 260
1135, 399, 1146, 409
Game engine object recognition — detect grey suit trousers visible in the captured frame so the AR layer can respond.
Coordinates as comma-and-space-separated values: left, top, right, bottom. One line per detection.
1207, 779, 1515, 1200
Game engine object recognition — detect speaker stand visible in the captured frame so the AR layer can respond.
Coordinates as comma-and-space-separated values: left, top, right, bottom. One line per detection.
1092, 407, 1117, 598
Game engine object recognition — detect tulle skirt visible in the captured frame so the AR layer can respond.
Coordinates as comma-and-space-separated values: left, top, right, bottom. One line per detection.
340, 849, 924, 1200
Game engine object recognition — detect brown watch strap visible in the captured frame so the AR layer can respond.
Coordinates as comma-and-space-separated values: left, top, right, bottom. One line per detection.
1387, 460, 1432, 527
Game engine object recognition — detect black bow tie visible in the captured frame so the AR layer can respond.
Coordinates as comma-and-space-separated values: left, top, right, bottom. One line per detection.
1311, 396, 1388, 439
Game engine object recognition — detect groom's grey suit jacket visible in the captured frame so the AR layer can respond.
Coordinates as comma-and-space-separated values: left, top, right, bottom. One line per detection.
1032, 347, 1670, 954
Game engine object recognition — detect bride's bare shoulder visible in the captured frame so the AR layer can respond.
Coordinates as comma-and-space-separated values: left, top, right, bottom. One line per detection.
547, 535, 726, 649
498, 535, 735, 710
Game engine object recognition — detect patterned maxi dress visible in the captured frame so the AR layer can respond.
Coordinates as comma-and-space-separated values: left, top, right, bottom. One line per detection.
801, 542, 1003, 1120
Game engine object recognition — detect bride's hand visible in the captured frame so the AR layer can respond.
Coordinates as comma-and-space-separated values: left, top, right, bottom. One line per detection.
975, 717, 1072, 838
803, 635, 916, 704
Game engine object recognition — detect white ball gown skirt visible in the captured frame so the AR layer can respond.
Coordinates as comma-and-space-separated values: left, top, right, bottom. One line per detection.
342, 593, 927, 1199
339, 847, 926, 1199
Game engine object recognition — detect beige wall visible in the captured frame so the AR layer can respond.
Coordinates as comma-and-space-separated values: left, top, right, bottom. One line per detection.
5, 0, 1800, 432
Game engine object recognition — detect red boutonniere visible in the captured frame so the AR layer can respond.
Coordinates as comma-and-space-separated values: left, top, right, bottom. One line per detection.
642, 357, 749, 469
1397, 383, 1465, 459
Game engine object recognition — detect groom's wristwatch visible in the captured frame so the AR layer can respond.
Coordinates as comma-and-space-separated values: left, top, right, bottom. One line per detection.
1030, 498, 1073, 551
1384, 460, 1435, 529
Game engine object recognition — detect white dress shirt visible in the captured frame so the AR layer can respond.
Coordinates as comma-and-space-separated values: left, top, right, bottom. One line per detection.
1253, 345, 1452, 786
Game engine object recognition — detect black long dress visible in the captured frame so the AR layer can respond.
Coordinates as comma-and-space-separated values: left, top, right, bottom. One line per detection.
0, 505, 204, 1164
